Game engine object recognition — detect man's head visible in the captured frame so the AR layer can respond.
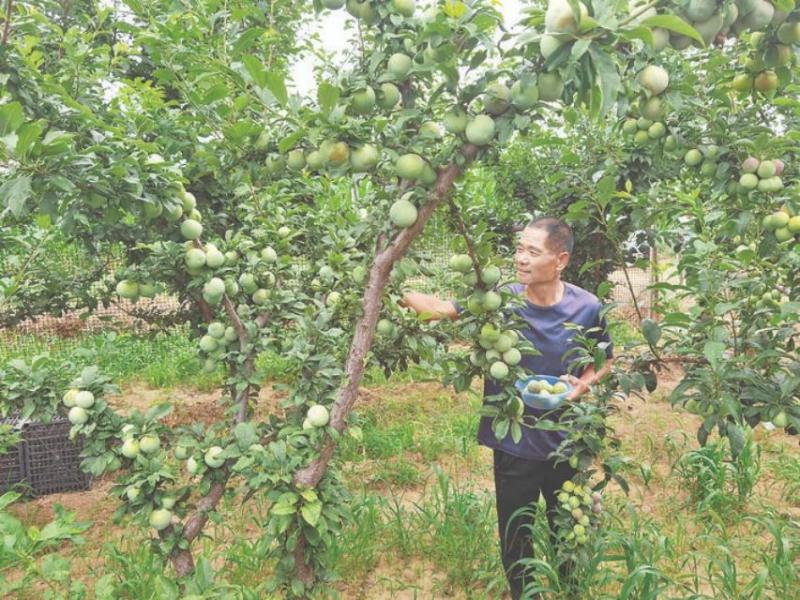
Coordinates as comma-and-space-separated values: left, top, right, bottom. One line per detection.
514, 217, 572, 286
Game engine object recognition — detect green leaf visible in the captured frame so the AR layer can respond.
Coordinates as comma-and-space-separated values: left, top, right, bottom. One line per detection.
1, 176, 32, 217
703, 341, 726, 368
317, 83, 340, 113
640, 15, 704, 45
242, 55, 267, 89
192, 556, 215, 592
587, 46, 621, 117
278, 129, 304, 153
265, 71, 288, 106
773, 0, 794, 11
641, 319, 661, 346
234, 422, 258, 450
493, 418, 510, 441
726, 423, 745, 458
201, 83, 229, 105
0, 102, 24, 135
15, 121, 43, 158
301, 501, 321, 526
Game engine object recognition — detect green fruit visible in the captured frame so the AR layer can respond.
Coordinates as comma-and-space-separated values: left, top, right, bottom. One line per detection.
754, 70, 778, 93
742, 0, 774, 30
307, 405, 330, 427
742, 156, 760, 173
764, 45, 792, 68
465, 115, 496, 145
205, 247, 225, 269
484, 81, 510, 115
396, 153, 425, 179
207, 321, 225, 339
481, 265, 502, 286
389, 200, 418, 228
204, 277, 225, 298
771, 211, 790, 229
68, 406, 89, 425
419, 121, 442, 139
391, 0, 415, 17
286, 149, 306, 171
489, 361, 509, 380
351, 144, 380, 172
540, 34, 564, 59
239, 273, 257, 294
640, 96, 664, 120
199, 335, 219, 353
62, 389, 80, 408
252, 288, 269, 305
139, 434, 160, 454
777, 22, 800, 45
686, 0, 716, 21
449, 254, 472, 273
773, 410, 788, 428
387, 53, 412, 79
757, 160, 776, 178
483, 291, 502, 311
638, 65, 669, 95
121, 439, 140, 458
326, 142, 350, 167
732, 73, 753, 91
149, 509, 172, 531
634, 130, 650, 146
663, 135, 677, 151
684, 149, 703, 166
545, 0, 586, 34
647, 122, 666, 139
503, 348, 522, 366
493, 333, 515, 353
510, 78, 539, 109
184, 248, 205, 270
204, 446, 225, 468
351, 87, 376, 114
739, 173, 759, 189
622, 119, 638, 135
181, 219, 203, 240
174, 445, 189, 460
74, 390, 95, 409
694, 13, 724, 45
376, 319, 394, 335
443, 107, 468, 133
700, 160, 717, 177
636, 117, 653, 131
786, 216, 800, 233
116, 280, 139, 300
377, 83, 401, 110
775, 227, 793, 242
537, 72, 564, 101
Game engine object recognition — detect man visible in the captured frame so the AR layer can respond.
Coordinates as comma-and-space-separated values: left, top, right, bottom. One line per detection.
401, 217, 614, 599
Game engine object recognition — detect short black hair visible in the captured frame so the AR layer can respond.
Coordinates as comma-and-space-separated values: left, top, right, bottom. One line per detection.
525, 217, 574, 255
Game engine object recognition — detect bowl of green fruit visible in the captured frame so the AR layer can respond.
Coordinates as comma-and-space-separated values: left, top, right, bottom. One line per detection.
515, 375, 572, 410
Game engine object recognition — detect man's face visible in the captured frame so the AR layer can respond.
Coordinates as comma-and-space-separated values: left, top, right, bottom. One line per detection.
514, 226, 570, 285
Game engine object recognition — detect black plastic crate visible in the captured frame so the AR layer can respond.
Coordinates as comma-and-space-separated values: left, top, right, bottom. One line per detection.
0, 418, 25, 492
0, 416, 90, 496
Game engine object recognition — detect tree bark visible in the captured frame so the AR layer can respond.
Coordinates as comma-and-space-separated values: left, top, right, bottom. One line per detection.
289, 144, 479, 585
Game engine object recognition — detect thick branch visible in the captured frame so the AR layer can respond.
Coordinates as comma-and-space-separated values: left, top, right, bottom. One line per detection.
293, 144, 479, 489
2, 0, 13, 45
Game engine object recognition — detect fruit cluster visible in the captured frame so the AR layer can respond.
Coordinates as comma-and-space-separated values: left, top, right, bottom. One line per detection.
556, 480, 603, 547
62, 388, 98, 426
738, 156, 786, 193
732, 20, 800, 95
762, 206, 800, 242
526, 378, 569, 397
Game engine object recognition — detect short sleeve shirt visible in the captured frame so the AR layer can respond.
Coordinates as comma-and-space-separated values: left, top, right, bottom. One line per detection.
473, 282, 613, 461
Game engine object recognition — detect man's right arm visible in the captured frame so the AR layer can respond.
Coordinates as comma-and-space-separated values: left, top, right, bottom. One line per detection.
400, 292, 459, 321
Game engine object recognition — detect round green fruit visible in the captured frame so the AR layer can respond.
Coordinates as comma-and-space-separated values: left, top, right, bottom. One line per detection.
647, 122, 666, 139
307, 405, 330, 427
396, 153, 425, 179
387, 53, 412, 79
181, 219, 203, 240
149, 508, 172, 531
775, 227, 793, 242
502, 348, 522, 366
391, 0, 415, 17
326, 291, 341, 307
326, 142, 350, 167
351, 144, 380, 172
204, 277, 225, 298
62, 389, 79, 408
443, 107, 468, 133
754, 70, 778, 93
252, 289, 270, 305
205, 247, 225, 269
449, 254, 472, 273
634, 130, 650, 146
204, 446, 225, 468
139, 434, 160, 454
68, 406, 89, 425
641, 96, 664, 120
732, 73, 753, 92
684, 149, 703, 166
186, 456, 199, 474
351, 87, 376, 114
540, 34, 564, 59
484, 81, 511, 115
510, 78, 539, 109
377, 319, 394, 336
121, 438, 140, 458
208, 322, 226, 340
465, 115, 496, 146
75, 390, 95, 409
739, 173, 759, 189
482, 291, 502, 311
777, 22, 800, 45
757, 160, 776, 178
622, 119, 638, 135
773, 410, 788, 428
638, 65, 669, 95
116, 280, 139, 300
287, 149, 306, 171
490, 361, 509, 380
389, 199, 418, 228
377, 83, 401, 110
481, 265, 502, 286
537, 72, 564, 102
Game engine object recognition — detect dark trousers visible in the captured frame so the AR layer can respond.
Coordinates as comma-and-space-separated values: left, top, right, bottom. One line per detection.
493, 449, 576, 600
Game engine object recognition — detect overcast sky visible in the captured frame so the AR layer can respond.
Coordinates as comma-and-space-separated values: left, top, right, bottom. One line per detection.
290, 1, 525, 95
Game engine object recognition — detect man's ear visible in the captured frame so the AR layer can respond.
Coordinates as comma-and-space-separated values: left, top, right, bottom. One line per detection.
557, 251, 570, 271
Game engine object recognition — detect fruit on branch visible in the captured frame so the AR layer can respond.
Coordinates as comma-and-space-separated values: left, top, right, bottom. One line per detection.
638, 65, 669, 95
465, 114, 496, 145
389, 199, 418, 228
307, 405, 330, 427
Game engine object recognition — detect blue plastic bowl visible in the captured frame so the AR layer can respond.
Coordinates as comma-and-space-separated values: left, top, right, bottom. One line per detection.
515, 375, 573, 410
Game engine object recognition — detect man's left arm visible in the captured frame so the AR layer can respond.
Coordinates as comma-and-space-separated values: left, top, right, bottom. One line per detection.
564, 359, 614, 401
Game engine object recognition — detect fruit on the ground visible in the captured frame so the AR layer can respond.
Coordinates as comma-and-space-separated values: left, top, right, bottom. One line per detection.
121, 438, 140, 458
537, 72, 564, 101
161, 496, 176, 510
307, 405, 330, 427
174, 445, 189, 460
396, 153, 425, 179
139, 434, 160, 454
68, 406, 89, 425
181, 219, 203, 240
252, 289, 269, 305
204, 446, 225, 468
116, 280, 139, 300
75, 390, 95, 408
639, 65, 669, 95
389, 199, 418, 228
149, 508, 172, 530
465, 114, 496, 145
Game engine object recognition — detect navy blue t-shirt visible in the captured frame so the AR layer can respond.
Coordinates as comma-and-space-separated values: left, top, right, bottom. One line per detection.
465, 282, 613, 461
